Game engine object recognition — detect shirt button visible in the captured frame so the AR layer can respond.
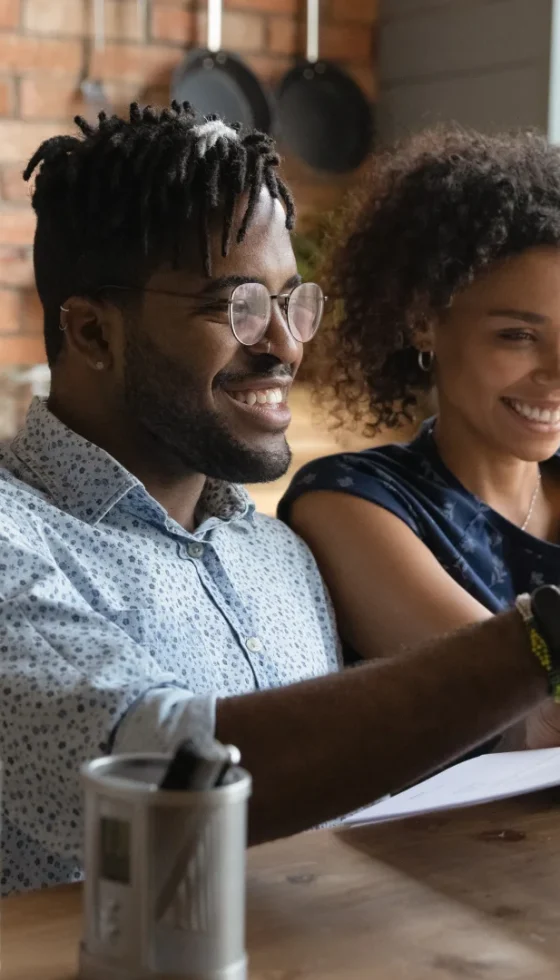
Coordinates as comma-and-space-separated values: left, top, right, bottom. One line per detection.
245, 637, 262, 653
187, 542, 204, 559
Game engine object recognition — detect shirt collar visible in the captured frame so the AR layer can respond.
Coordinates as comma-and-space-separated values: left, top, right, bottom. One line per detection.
11, 397, 255, 529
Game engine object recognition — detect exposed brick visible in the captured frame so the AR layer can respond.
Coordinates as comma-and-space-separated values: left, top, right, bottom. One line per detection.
231, 0, 297, 13
24, 0, 79, 32
89, 42, 183, 83
102, 78, 145, 110
196, 11, 265, 53
0, 121, 71, 164
0, 206, 36, 245
0, 246, 33, 288
269, 16, 372, 61
0, 163, 33, 203
23, 0, 145, 42
0, 77, 15, 117
151, 4, 195, 43
104, 0, 147, 41
268, 16, 299, 56
0, 288, 21, 334
342, 62, 378, 101
138, 83, 173, 108
0, 0, 20, 30
21, 287, 42, 335
0, 34, 82, 75
319, 24, 373, 62
0, 335, 45, 364
330, 0, 378, 23
151, 0, 194, 7
244, 54, 291, 85
20, 76, 83, 120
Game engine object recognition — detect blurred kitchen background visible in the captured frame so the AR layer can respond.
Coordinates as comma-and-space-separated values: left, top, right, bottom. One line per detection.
0, 0, 558, 513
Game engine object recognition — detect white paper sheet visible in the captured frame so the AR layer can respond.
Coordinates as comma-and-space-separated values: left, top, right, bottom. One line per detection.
342, 747, 560, 827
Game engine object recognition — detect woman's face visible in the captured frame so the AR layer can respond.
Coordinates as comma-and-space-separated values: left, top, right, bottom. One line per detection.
431, 246, 560, 462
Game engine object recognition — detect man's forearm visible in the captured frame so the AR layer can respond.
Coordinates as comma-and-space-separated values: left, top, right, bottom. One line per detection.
217, 610, 546, 844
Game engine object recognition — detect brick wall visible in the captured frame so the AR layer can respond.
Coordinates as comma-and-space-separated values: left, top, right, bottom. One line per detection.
0, 0, 377, 366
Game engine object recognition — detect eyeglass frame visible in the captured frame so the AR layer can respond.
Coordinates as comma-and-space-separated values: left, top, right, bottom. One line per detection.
62, 281, 327, 347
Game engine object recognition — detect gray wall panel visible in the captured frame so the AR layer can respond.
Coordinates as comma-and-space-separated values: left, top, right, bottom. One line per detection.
380, 0, 551, 83
379, 65, 549, 143
378, 0, 553, 142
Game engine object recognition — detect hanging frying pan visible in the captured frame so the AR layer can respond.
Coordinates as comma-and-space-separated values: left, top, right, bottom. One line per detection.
276, 0, 373, 173
170, 0, 273, 133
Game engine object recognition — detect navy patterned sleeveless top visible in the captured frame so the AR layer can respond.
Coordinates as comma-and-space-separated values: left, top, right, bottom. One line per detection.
279, 418, 560, 616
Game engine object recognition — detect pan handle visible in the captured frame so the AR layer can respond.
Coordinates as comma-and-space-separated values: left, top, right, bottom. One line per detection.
137, 0, 148, 41
207, 0, 222, 54
306, 0, 319, 64
93, 0, 105, 52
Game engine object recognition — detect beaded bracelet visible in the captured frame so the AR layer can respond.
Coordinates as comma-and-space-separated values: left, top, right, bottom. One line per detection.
516, 593, 560, 703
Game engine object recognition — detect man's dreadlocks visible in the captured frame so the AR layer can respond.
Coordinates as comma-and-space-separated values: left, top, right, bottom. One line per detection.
24, 101, 296, 366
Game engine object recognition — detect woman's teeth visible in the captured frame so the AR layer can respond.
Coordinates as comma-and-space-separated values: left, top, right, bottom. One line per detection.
230, 388, 284, 407
506, 399, 560, 424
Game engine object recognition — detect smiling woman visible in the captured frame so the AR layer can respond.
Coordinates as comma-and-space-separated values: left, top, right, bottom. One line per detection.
278, 127, 560, 705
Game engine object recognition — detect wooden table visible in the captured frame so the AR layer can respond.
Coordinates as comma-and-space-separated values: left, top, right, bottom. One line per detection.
5, 793, 560, 979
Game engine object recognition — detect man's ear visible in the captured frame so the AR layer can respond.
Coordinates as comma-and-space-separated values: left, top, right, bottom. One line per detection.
59, 296, 119, 372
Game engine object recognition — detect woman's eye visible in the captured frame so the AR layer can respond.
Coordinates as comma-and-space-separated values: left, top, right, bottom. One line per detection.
498, 328, 537, 343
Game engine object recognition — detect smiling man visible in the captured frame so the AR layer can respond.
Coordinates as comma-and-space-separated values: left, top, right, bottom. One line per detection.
0, 104, 336, 891
2, 104, 560, 894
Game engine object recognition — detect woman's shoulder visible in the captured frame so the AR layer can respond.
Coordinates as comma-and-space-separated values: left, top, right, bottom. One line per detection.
277, 430, 442, 531
284, 424, 441, 496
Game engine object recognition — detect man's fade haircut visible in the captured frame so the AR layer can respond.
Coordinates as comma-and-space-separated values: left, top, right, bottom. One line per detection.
24, 101, 296, 367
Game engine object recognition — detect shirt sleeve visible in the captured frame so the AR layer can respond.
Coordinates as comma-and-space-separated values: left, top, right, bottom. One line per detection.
278, 453, 422, 537
0, 516, 215, 869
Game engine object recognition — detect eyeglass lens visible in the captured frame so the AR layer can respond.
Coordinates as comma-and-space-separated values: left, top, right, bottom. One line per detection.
230, 282, 324, 346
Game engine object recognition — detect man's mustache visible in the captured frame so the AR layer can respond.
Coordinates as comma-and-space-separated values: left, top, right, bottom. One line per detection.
214, 356, 294, 389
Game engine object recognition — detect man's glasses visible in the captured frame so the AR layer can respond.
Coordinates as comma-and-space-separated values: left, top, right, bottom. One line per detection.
95, 281, 327, 347
227, 281, 325, 346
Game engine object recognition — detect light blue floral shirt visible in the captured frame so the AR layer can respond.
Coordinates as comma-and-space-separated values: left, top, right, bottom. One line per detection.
0, 398, 340, 893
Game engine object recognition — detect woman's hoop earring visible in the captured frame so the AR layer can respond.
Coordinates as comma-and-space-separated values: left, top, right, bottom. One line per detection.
59, 305, 69, 332
417, 350, 434, 372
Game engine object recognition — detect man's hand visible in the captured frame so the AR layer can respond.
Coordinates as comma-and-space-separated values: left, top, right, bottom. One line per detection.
525, 699, 560, 750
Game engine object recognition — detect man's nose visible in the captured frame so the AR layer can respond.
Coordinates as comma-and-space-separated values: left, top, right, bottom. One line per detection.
249, 304, 302, 368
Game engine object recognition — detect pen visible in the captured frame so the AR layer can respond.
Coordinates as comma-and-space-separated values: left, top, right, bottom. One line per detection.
159, 738, 240, 791
155, 740, 241, 920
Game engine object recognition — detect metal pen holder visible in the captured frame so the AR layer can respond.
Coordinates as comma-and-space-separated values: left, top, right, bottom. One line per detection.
79, 754, 251, 980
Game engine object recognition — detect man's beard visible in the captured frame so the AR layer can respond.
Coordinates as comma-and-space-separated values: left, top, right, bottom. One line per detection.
122, 330, 292, 484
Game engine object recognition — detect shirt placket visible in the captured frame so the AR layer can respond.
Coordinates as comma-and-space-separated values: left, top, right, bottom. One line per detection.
181, 534, 281, 690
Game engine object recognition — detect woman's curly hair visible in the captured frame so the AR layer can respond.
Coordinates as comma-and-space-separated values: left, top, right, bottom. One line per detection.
312, 125, 560, 434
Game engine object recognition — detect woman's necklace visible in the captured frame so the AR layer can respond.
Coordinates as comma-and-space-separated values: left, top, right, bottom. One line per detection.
427, 419, 542, 532
521, 472, 541, 532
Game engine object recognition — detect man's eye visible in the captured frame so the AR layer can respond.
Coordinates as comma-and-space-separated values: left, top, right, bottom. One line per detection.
204, 300, 229, 314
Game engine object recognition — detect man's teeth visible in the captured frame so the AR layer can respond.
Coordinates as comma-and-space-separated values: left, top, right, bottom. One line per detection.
230, 388, 284, 406
507, 399, 560, 424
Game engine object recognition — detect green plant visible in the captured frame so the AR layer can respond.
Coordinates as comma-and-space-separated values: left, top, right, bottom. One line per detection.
291, 211, 335, 283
